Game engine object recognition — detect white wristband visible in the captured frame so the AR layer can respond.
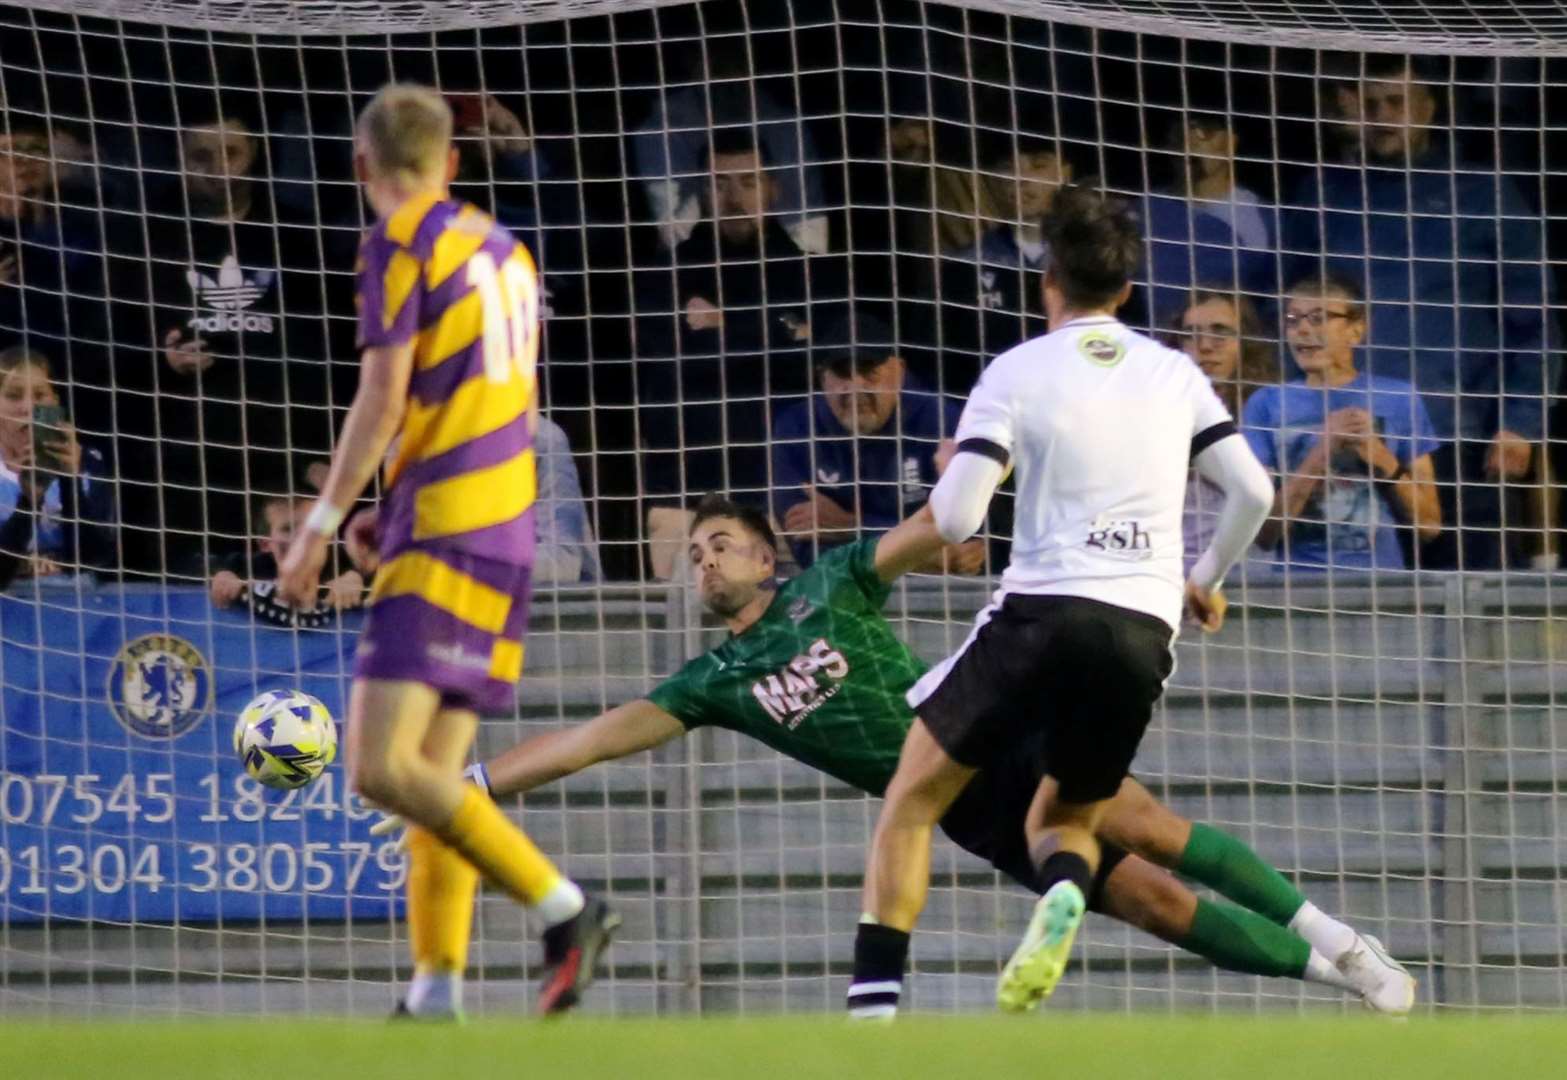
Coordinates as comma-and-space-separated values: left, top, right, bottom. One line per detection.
304, 501, 346, 537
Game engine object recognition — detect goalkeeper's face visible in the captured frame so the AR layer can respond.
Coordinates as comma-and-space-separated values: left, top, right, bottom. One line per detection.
689, 518, 775, 618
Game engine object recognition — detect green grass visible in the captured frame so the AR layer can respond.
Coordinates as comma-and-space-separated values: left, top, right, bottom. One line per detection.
4, 1015, 1566, 1080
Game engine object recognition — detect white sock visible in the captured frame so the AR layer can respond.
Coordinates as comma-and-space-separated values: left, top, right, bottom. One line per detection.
1303, 949, 1359, 993
1288, 901, 1359, 964
846, 983, 900, 1021
406, 971, 462, 1015
534, 878, 586, 928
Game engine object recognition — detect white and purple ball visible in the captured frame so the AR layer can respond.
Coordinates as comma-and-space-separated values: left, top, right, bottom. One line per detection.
233, 689, 338, 790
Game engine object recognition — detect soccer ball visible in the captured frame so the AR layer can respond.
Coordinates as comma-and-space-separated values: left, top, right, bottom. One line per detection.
233, 689, 338, 790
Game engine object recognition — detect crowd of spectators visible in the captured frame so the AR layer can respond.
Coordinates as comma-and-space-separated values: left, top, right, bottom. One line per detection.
0, 26, 1561, 594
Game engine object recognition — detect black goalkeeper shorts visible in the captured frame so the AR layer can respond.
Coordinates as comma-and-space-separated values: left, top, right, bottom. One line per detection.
914, 593, 1175, 804
937, 733, 1128, 914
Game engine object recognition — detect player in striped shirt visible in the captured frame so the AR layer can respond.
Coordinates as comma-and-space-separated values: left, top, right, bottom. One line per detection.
279, 83, 616, 1020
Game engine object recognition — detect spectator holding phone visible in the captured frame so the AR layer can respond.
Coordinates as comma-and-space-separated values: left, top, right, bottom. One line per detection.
0, 345, 117, 585
1241, 274, 1441, 572
448, 91, 555, 236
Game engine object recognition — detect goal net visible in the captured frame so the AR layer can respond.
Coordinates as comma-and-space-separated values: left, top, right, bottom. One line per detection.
1, 0, 1563, 1016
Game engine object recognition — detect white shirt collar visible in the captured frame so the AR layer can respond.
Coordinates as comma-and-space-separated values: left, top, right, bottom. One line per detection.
1012, 226, 1048, 266
1053, 315, 1119, 333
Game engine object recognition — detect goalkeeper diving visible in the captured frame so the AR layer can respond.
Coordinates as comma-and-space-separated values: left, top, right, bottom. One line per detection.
377, 491, 1413, 1013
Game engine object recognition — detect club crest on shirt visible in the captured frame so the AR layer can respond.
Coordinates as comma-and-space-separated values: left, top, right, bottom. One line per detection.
787, 596, 815, 624
977, 270, 1004, 311
1077, 331, 1125, 367
106, 633, 213, 740
901, 455, 924, 504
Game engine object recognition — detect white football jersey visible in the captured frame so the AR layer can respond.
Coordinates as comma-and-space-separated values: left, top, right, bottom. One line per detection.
955, 315, 1234, 629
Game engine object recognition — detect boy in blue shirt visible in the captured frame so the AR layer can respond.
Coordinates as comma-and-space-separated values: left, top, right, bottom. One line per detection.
771, 312, 980, 571
1242, 273, 1441, 571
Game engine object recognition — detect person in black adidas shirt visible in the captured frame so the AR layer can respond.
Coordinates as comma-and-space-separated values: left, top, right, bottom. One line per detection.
635, 128, 848, 507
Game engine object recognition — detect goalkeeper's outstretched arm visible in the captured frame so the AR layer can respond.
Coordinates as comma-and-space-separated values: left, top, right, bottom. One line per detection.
871, 503, 952, 584
482, 698, 685, 798
376, 699, 686, 838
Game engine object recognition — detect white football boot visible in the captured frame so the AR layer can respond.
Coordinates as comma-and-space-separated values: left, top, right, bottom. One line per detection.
1337, 933, 1416, 1015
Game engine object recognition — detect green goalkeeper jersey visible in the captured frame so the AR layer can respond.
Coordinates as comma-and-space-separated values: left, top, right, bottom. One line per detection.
648, 539, 927, 797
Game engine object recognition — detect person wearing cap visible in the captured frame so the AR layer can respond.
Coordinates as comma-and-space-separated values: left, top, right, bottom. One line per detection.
770, 311, 984, 572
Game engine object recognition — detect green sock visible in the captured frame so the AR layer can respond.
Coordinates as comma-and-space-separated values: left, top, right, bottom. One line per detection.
1177, 822, 1306, 927
1182, 898, 1311, 979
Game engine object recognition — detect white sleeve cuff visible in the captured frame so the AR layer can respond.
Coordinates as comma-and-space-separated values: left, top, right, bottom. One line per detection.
929, 451, 1006, 544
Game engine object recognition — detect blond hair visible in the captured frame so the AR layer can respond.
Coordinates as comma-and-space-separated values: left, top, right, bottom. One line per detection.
356, 83, 452, 186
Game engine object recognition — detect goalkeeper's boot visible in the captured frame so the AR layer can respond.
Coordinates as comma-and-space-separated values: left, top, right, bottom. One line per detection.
1338, 934, 1416, 1016
996, 879, 1085, 1013
536, 895, 622, 1016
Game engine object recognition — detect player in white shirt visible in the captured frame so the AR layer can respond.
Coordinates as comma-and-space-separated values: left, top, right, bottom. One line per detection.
847, 186, 1277, 1018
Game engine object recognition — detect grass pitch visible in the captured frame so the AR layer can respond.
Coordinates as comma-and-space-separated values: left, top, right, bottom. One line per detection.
3, 1014, 1563, 1080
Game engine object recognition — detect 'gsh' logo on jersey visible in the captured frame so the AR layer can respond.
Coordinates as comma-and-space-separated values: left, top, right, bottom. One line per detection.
185, 254, 277, 334
1086, 515, 1152, 558
751, 638, 849, 729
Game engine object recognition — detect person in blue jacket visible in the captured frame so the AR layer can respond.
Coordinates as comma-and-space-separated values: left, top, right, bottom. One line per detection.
631, 38, 827, 255
770, 310, 981, 572
1147, 111, 1279, 327
1280, 54, 1560, 569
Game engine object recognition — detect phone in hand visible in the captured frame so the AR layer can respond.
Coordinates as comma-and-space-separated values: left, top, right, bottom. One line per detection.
31, 403, 66, 473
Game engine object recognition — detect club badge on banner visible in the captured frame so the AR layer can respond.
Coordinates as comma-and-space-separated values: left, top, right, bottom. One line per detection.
0, 584, 405, 923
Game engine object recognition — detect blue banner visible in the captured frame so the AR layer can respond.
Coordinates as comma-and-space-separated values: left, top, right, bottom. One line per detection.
0, 585, 404, 923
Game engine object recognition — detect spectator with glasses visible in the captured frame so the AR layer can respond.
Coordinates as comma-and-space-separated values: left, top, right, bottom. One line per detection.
1241, 273, 1440, 572
1281, 54, 1559, 569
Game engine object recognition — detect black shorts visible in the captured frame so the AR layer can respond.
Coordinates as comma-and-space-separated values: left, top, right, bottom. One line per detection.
937, 735, 1128, 914
912, 593, 1174, 804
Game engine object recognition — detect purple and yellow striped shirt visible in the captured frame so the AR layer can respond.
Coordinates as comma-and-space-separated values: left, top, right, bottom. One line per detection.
356, 194, 541, 567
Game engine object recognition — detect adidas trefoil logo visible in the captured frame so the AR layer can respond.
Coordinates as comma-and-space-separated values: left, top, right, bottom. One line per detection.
185, 254, 277, 335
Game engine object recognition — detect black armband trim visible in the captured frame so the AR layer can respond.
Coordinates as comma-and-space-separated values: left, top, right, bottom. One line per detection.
1189, 420, 1238, 461
956, 437, 1011, 469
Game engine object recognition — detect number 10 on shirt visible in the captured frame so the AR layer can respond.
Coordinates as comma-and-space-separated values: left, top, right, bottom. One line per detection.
467, 250, 539, 387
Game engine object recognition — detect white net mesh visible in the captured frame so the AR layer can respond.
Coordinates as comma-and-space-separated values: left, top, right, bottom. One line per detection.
1, 0, 1564, 1016
15, 1, 1567, 52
